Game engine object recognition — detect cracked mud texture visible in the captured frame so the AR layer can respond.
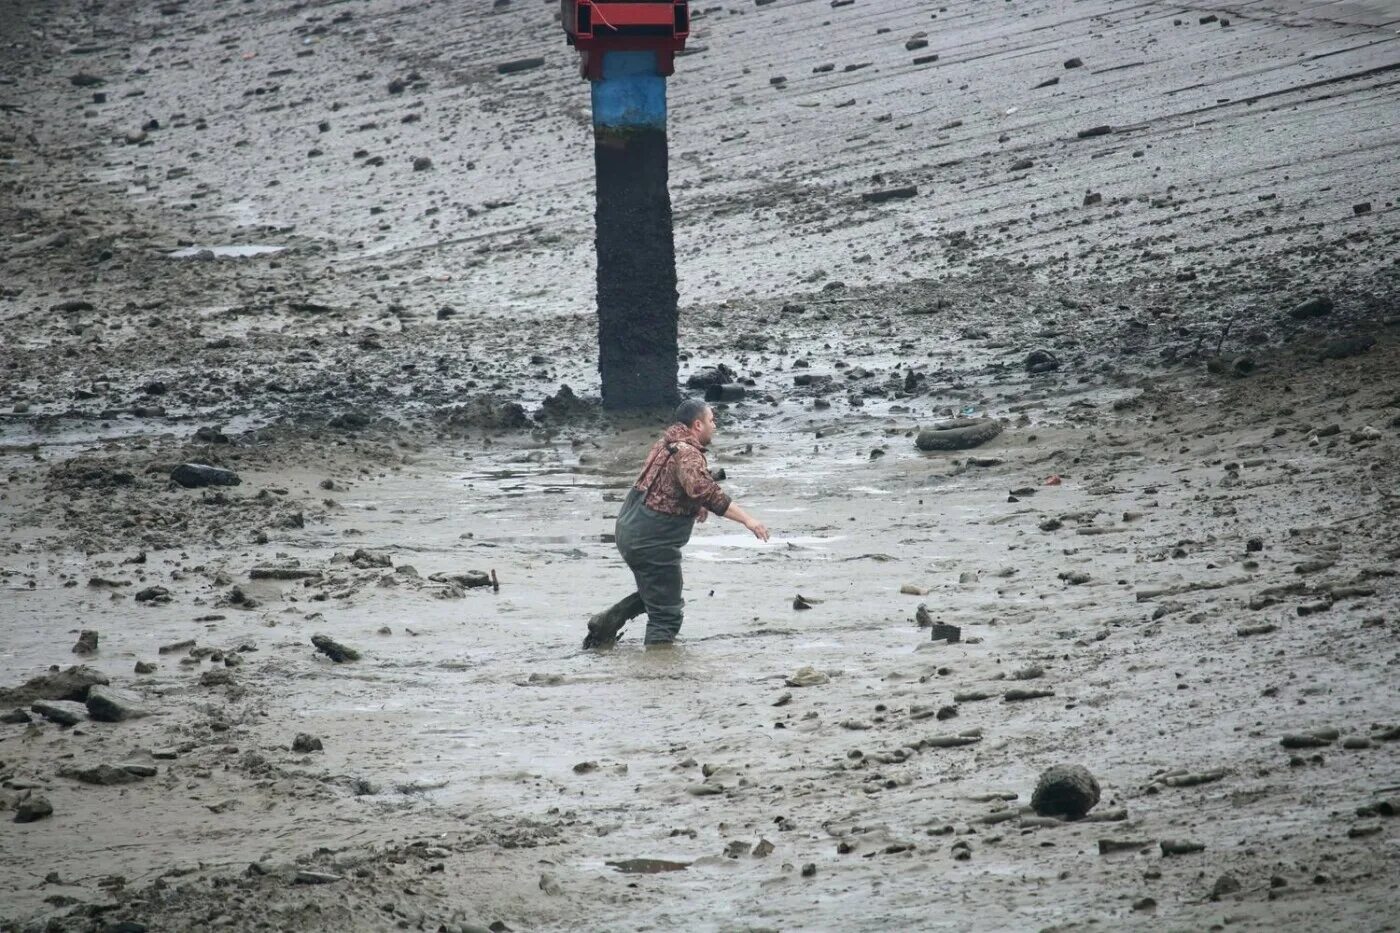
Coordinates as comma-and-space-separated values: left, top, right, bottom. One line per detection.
2, 0, 1399, 931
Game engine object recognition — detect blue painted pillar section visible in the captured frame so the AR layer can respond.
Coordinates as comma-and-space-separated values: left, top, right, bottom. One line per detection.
590, 51, 668, 130
590, 50, 679, 410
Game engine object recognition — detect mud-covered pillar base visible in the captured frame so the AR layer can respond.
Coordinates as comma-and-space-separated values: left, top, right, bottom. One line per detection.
591, 52, 679, 411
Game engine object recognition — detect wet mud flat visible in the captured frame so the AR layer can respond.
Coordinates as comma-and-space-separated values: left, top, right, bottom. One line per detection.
3, 320, 1398, 932
4, 0, 1400, 929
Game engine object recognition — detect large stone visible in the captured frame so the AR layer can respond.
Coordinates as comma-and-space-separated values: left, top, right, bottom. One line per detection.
72, 630, 99, 655
169, 463, 241, 488
85, 685, 150, 722
59, 763, 150, 785
31, 700, 88, 726
0, 665, 109, 706
915, 418, 1003, 452
14, 794, 53, 823
1031, 764, 1101, 820
292, 733, 323, 753
311, 634, 360, 663
1289, 295, 1333, 319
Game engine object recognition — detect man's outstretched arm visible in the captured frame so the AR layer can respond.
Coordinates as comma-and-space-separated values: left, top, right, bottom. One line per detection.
675, 445, 768, 541
722, 501, 769, 542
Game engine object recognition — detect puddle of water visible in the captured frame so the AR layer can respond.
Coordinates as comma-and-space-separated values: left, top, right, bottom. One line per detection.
689, 534, 842, 558
0, 413, 267, 454
167, 245, 286, 259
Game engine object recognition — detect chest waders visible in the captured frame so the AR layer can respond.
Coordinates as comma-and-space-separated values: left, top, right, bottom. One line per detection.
583, 444, 695, 648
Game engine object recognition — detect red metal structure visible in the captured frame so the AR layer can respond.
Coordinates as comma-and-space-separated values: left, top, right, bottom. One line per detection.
561, 1, 690, 79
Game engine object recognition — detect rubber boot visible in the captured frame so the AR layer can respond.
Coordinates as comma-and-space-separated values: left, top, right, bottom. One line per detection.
583, 592, 646, 649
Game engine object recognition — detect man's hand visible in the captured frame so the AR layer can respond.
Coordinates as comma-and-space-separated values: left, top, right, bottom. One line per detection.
723, 502, 769, 542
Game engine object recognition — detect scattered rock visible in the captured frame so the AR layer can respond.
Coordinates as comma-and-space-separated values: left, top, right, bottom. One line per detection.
785, 666, 829, 687
1162, 768, 1227, 788
1025, 349, 1060, 373
497, 57, 545, 75
1318, 335, 1375, 360
292, 733, 323, 753
1098, 838, 1151, 854
170, 463, 241, 488
1280, 731, 1335, 749
1211, 873, 1242, 900
134, 586, 172, 604
294, 871, 343, 885
704, 383, 746, 403
31, 700, 88, 726
605, 859, 689, 874
14, 795, 53, 823
685, 364, 736, 390
441, 394, 530, 430
199, 669, 234, 687
1031, 765, 1101, 820
349, 548, 393, 569
59, 763, 150, 785
1207, 355, 1255, 378
1160, 839, 1206, 856
1289, 295, 1333, 319
861, 185, 918, 204
1, 708, 32, 724
71, 630, 98, 655
929, 623, 961, 643
1004, 687, 1055, 702
536, 384, 594, 421
0, 665, 109, 706
85, 685, 150, 722
134, 661, 157, 674
915, 418, 1003, 451
312, 634, 361, 663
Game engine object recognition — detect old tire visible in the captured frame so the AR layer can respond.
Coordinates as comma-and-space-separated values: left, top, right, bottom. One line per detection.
915, 418, 1003, 452
1031, 764, 1101, 820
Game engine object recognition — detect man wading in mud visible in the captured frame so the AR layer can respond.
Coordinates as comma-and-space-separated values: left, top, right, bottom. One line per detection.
584, 399, 769, 649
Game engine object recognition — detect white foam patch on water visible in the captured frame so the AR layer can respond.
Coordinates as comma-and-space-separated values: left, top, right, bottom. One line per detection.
168, 244, 285, 258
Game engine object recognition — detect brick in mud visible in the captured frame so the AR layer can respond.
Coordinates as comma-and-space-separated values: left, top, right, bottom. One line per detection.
497, 58, 545, 76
